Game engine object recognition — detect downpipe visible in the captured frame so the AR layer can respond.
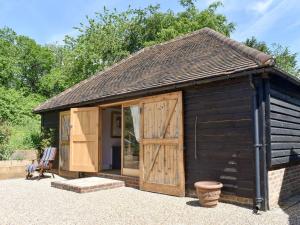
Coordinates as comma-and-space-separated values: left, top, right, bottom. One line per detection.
250, 75, 263, 213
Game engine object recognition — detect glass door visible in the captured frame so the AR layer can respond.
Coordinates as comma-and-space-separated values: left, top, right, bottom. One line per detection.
122, 104, 140, 177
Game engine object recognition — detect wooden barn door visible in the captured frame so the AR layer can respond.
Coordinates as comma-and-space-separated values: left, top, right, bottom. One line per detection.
59, 111, 71, 171
69, 107, 99, 172
140, 91, 185, 196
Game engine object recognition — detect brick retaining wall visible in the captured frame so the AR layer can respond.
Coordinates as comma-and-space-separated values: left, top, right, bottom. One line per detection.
0, 160, 31, 179
268, 164, 300, 209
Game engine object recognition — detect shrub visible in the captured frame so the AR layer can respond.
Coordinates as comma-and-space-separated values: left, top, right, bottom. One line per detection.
0, 87, 43, 154
25, 128, 55, 157
0, 86, 44, 125
8, 119, 40, 150
0, 121, 12, 160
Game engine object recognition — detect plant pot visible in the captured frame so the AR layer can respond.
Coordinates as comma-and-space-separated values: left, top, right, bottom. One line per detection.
194, 181, 223, 207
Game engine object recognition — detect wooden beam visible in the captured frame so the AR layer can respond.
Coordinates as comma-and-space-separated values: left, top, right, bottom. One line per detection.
99, 99, 141, 108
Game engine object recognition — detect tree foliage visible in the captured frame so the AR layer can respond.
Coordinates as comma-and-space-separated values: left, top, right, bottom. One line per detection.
0, 86, 43, 124
0, 121, 11, 160
0, 28, 55, 93
245, 37, 300, 77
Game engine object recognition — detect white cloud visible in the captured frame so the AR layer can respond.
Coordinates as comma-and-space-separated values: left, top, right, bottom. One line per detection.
234, 0, 296, 40
249, 0, 274, 14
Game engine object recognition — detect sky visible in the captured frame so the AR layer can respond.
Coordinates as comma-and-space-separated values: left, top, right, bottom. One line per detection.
0, 0, 299, 62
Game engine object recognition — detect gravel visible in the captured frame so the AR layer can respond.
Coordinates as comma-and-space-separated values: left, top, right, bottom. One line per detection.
0, 174, 299, 225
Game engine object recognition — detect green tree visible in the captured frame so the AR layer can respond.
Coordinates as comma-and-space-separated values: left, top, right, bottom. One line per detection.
245, 36, 269, 53
16, 36, 54, 93
0, 27, 55, 93
271, 44, 300, 76
245, 36, 300, 77
38, 45, 68, 97
0, 28, 19, 88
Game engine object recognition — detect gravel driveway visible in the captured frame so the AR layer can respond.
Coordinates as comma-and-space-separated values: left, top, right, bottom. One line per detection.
0, 174, 299, 225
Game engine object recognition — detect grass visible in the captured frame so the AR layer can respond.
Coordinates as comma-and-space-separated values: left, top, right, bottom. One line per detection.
7, 119, 40, 151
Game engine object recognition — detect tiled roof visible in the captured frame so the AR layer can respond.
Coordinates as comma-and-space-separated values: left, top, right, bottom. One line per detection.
34, 28, 274, 112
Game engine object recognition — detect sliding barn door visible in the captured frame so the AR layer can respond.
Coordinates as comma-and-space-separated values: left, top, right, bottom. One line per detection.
69, 107, 99, 172
140, 91, 185, 196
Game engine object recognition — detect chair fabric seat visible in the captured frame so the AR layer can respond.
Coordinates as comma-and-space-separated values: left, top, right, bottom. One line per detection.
26, 164, 37, 173
26, 147, 57, 173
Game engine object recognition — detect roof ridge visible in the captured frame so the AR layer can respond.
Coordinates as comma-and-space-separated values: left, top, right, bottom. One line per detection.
201, 28, 275, 66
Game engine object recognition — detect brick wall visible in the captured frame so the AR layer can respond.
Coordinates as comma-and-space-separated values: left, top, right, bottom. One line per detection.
268, 164, 300, 209
84, 172, 139, 189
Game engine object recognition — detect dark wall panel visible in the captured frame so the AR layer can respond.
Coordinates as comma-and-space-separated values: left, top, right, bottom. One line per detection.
183, 77, 254, 198
41, 111, 60, 168
269, 77, 300, 166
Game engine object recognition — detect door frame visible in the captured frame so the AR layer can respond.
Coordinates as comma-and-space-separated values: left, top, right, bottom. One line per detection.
98, 91, 185, 197
99, 99, 140, 177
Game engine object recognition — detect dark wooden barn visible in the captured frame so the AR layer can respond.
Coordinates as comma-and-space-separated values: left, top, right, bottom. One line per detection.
34, 28, 300, 210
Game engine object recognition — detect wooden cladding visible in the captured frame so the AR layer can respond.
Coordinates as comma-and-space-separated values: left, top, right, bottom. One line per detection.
140, 91, 185, 196
41, 111, 60, 169
69, 107, 99, 172
269, 88, 300, 166
183, 78, 254, 198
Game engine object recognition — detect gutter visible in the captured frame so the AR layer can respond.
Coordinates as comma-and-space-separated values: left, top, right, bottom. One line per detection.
250, 75, 263, 213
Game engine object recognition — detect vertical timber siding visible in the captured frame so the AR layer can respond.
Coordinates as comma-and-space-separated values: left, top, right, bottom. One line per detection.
269, 76, 300, 167
41, 111, 60, 168
183, 77, 254, 199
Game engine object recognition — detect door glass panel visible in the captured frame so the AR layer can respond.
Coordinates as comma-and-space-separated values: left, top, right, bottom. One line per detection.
123, 105, 140, 170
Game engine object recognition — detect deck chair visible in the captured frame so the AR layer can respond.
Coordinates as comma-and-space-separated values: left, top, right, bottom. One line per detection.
26, 147, 57, 180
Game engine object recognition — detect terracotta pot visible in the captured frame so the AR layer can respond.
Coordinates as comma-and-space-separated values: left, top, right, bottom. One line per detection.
194, 181, 223, 207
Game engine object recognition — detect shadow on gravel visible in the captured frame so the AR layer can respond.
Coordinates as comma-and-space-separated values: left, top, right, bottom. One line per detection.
186, 200, 201, 207
26, 174, 52, 180
185, 199, 252, 210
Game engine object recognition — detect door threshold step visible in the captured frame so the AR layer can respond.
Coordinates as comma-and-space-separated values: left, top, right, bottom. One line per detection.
51, 177, 125, 193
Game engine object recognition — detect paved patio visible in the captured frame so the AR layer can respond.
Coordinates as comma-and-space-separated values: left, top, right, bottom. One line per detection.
0, 174, 299, 225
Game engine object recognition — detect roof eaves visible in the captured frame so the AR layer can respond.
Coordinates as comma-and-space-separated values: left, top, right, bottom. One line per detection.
34, 65, 272, 114
270, 66, 300, 87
